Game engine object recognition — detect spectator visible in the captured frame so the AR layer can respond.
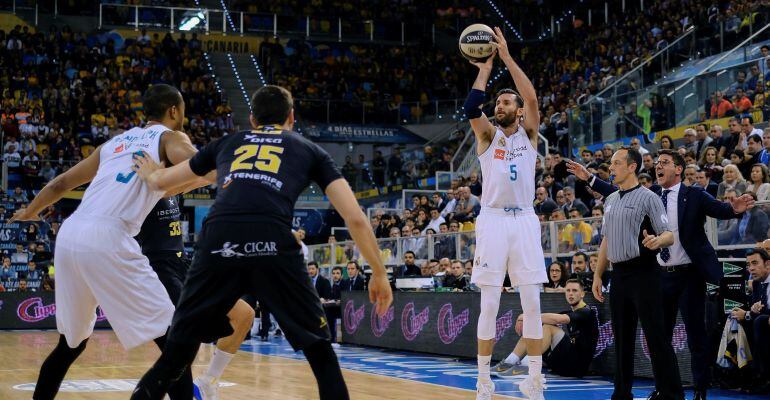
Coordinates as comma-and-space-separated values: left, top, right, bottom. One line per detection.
453, 187, 479, 223
698, 146, 724, 183
308, 261, 331, 300
442, 260, 468, 291
717, 164, 747, 199
395, 251, 421, 278
440, 189, 458, 218
742, 116, 763, 138
734, 192, 769, 244
295, 228, 308, 263
733, 88, 753, 114
388, 149, 403, 185
38, 162, 57, 183
694, 123, 713, 159
493, 279, 598, 379
641, 153, 656, 179
541, 173, 563, 200
11, 187, 27, 203
629, 137, 649, 156
746, 164, 770, 201
322, 266, 343, 344
534, 186, 559, 216
683, 129, 698, 155
694, 170, 719, 198
3, 144, 21, 170
341, 156, 358, 189
561, 186, 589, 217
371, 151, 386, 187
463, 259, 473, 276
419, 261, 433, 278
17, 279, 32, 293
11, 243, 28, 263
710, 91, 734, 119
564, 208, 593, 250
683, 165, 698, 186
544, 261, 568, 293
340, 261, 366, 291
659, 135, 675, 151
423, 208, 445, 235
719, 117, 743, 159
23, 260, 42, 281
468, 172, 482, 197
1, 257, 16, 282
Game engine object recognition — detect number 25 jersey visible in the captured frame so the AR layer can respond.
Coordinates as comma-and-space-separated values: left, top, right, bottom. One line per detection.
188, 125, 343, 227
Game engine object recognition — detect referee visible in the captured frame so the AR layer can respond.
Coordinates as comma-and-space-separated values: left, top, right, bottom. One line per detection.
592, 147, 684, 400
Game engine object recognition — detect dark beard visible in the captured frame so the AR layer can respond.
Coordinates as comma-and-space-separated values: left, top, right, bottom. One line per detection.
497, 113, 517, 128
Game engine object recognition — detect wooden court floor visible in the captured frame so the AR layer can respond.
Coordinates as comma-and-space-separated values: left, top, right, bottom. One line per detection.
0, 330, 502, 399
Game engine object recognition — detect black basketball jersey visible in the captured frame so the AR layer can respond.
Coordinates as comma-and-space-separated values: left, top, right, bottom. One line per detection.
188, 125, 342, 228
135, 196, 184, 255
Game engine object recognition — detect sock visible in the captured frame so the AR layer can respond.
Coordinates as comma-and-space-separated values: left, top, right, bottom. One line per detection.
504, 353, 521, 365
204, 349, 235, 380
528, 355, 542, 377
34, 335, 88, 400
152, 335, 195, 400
303, 340, 350, 400
477, 355, 492, 380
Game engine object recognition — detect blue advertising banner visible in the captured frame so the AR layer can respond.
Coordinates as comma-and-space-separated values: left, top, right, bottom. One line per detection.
301, 124, 426, 144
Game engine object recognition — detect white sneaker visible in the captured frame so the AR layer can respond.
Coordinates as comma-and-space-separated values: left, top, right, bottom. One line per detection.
476, 378, 495, 400
517, 375, 546, 400
193, 376, 219, 400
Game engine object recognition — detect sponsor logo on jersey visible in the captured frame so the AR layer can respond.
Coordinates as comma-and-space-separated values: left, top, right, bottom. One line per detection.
497, 137, 506, 147
494, 149, 505, 160
210, 241, 278, 257
113, 143, 125, 153
210, 242, 245, 258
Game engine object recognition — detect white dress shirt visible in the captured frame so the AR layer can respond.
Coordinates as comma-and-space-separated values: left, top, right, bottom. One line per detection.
657, 183, 693, 266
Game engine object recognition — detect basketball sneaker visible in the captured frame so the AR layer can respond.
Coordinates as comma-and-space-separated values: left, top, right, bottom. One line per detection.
518, 374, 546, 400
491, 359, 518, 374
193, 376, 219, 400
475, 378, 495, 400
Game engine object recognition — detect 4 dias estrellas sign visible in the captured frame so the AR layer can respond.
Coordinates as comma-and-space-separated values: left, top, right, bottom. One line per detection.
301, 124, 426, 144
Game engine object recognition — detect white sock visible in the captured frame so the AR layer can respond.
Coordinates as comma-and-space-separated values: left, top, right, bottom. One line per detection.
504, 352, 521, 365
205, 349, 235, 380
528, 355, 542, 377
478, 354, 492, 380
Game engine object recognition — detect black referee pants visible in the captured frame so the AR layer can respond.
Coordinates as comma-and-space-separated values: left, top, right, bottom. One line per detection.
610, 257, 684, 400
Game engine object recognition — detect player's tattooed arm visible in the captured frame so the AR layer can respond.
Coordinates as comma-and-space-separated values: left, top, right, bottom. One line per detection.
10, 145, 103, 222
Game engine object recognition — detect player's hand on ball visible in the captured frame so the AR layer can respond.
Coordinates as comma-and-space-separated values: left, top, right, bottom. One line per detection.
469, 49, 497, 70
641, 230, 665, 250
9, 207, 40, 223
592, 278, 604, 303
368, 272, 393, 317
131, 151, 165, 190
490, 27, 510, 60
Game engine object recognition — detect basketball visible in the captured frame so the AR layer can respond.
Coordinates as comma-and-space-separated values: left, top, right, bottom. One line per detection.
458, 24, 495, 62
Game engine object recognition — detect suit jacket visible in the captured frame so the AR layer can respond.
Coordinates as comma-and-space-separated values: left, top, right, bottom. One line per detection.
313, 275, 332, 299
330, 281, 342, 300
340, 275, 366, 291
591, 178, 741, 283
748, 279, 770, 319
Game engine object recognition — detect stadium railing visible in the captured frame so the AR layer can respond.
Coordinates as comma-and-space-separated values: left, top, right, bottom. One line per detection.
307, 200, 770, 275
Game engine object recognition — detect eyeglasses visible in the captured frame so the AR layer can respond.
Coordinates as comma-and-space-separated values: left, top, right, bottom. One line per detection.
654, 160, 674, 166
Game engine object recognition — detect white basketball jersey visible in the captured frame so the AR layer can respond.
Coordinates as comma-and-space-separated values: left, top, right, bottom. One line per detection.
75, 124, 169, 236
478, 126, 537, 209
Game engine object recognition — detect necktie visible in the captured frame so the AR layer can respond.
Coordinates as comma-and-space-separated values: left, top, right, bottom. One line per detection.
762, 282, 769, 307
659, 190, 672, 262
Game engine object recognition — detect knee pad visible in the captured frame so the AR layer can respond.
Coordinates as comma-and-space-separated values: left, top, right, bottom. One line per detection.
477, 285, 501, 340
519, 284, 543, 339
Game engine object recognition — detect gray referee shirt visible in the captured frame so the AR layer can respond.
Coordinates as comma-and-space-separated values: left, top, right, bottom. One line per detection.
602, 185, 670, 263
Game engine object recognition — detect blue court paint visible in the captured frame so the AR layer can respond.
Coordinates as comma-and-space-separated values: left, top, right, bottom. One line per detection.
239, 339, 753, 400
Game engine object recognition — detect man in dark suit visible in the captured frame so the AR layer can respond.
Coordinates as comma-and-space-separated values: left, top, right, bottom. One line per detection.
694, 169, 719, 198
395, 251, 421, 278
568, 152, 755, 399
340, 261, 366, 291
730, 248, 770, 394
324, 266, 344, 344
308, 261, 331, 300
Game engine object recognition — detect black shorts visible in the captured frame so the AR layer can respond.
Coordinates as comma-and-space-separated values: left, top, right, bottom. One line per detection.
148, 252, 190, 306
169, 220, 329, 351
543, 331, 588, 377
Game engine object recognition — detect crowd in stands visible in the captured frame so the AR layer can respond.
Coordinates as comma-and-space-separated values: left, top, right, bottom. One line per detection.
0, 24, 234, 192
0, 188, 58, 293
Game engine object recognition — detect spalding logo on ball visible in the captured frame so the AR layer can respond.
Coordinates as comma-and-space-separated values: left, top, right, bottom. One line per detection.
459, 24, 495, 62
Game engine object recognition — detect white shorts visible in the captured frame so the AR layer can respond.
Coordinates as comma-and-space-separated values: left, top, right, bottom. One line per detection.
55, 215, 174, 350
470, 207, 548, 287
